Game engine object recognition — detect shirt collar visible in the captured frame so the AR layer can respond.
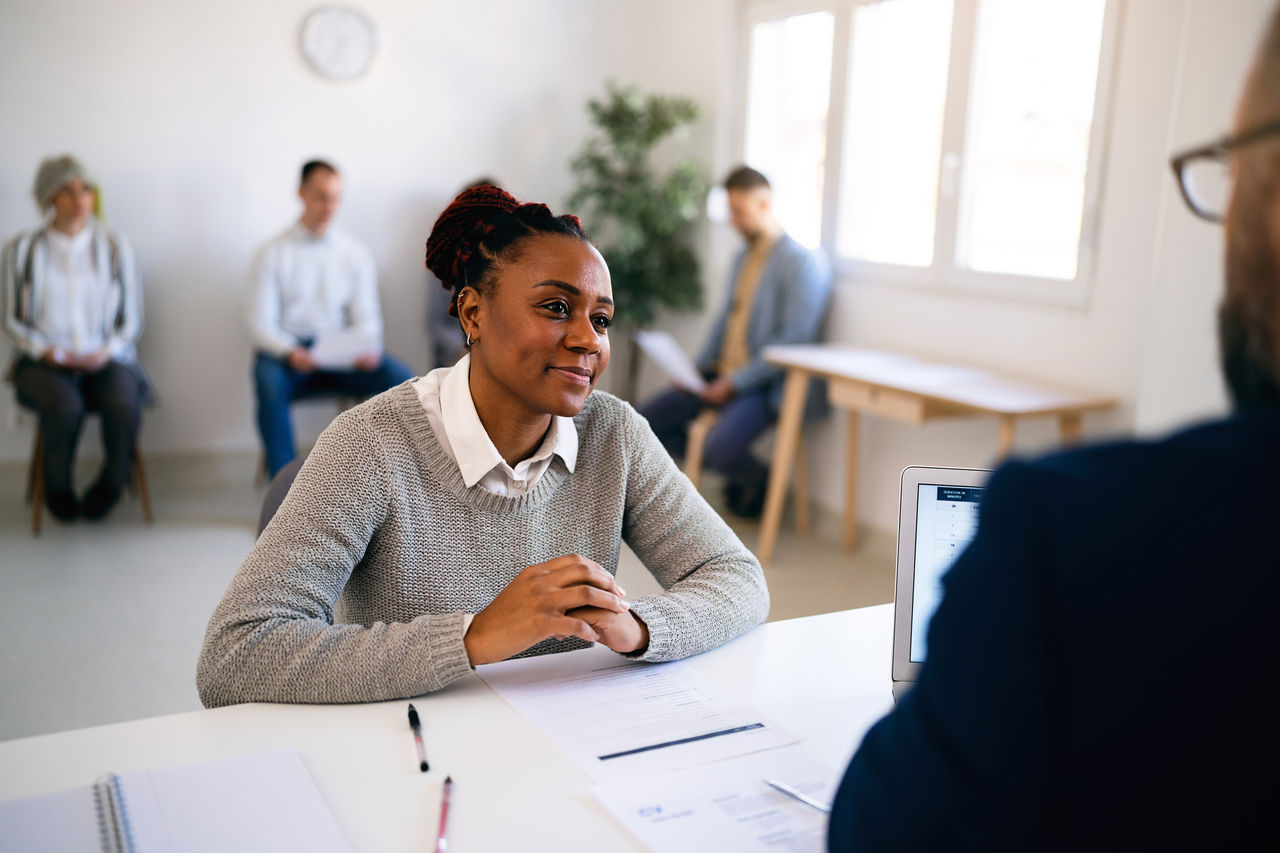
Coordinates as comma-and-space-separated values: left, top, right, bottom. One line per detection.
439, 353, 578, 487
293, 221, 334, 244
46, 223, 94, 253
747, 228, 781, 255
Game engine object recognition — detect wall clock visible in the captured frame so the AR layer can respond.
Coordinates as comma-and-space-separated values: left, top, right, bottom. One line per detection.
300, 6, 380, 82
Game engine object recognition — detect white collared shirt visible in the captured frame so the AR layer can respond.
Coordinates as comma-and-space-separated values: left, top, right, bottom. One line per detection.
248, 222, 383, 357
412, 353, 578, 497
40, 226, 105, 356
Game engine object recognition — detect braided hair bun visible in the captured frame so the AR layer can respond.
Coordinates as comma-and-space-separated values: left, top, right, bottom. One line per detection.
425, 184, 586, 317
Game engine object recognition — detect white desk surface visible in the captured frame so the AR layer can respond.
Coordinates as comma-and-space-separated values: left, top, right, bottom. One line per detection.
0, 605, 894, 852
764, 344, 1115, 416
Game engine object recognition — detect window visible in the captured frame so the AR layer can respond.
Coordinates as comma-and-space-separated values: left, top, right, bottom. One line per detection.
743, 10, 834, 249
740, 0, 1118, 304
837, 0, 953, 267
956, 0, 1107, 280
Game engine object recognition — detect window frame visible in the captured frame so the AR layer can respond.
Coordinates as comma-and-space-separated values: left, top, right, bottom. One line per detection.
737, 0, 1125, 310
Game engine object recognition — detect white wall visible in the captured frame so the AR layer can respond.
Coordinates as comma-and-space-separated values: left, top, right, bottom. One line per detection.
621, 0, 743, 402
0, 0, 665, 461
1134, 0, 1274, 434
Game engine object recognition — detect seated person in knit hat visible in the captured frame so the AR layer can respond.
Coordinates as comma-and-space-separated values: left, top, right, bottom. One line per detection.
2, 155, 147, 522
197, 185, 769, 707
248, 159, 415, 479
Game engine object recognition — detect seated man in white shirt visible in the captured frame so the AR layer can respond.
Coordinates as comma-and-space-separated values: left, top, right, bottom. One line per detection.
249, 160, 413, 477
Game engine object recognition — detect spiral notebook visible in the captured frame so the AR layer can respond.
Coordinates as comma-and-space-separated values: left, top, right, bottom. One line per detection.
0, 749, 352, 852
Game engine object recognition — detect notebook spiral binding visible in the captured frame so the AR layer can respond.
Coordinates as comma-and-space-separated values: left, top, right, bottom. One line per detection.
93, 774, 137, 853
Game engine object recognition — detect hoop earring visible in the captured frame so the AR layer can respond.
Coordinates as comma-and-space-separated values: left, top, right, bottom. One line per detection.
466, 332, 473, 348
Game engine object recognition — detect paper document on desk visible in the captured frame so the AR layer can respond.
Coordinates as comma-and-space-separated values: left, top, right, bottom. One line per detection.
634, 330, 706, 393
310, 328, 378, 370
595, 747, 839, 852
478, 645, 798, 781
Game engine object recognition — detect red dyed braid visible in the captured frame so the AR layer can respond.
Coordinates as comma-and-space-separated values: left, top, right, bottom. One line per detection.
424, 185, 584, 316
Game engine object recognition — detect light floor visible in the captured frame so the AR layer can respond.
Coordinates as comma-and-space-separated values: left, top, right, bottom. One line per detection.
0, 454, 893, 742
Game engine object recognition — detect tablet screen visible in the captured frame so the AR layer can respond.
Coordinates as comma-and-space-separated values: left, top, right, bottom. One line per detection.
910, 484, 983, 662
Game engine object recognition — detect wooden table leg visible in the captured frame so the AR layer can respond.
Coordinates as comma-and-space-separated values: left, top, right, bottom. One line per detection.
758, 369, 809, 564
842, 410, 860, 550
996, 415, 1016, 459
793, 440, 811, 535
1059, 412, 1084, 445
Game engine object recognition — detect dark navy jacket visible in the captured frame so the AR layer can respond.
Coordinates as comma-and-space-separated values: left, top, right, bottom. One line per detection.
829, 407, 1280, 851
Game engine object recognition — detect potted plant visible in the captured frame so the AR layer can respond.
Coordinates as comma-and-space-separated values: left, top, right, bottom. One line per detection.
569, 82, 707, 399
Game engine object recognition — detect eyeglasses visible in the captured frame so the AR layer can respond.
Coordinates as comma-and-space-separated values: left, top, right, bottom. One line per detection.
1170, 119, 1280, 223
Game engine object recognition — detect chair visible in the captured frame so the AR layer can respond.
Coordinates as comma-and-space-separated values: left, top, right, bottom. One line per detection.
683, 409, 811, 533
25, 421, 154, 535
254, 396, 361, 485
257, 457, 304, 536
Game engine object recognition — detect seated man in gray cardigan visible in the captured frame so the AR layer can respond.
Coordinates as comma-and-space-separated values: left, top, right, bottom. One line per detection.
640, 166, 832, 518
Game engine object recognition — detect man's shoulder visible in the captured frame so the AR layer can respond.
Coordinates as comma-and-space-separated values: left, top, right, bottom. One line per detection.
325, 225, 372, 257
255, 224, 301, 257
774, 232, 824, 259
771, 233, 830, 278
988, 408, 1280, 524
774, 232, 806, 254
1030, 408, 1277, 476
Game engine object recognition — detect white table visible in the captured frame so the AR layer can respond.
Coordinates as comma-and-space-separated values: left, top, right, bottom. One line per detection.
0, 606, 894, 851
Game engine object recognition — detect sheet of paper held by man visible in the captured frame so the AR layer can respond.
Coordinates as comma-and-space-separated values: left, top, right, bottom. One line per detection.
634, 330, 707, 393
477, 645, 798, 782
310, 328, 378, 370
594, 747, 839, 853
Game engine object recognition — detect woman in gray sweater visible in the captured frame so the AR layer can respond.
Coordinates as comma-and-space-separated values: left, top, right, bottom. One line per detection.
197, 185, 769, 707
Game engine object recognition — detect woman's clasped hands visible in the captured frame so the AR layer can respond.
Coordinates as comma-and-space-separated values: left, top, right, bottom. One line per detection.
463, 554, 649, 665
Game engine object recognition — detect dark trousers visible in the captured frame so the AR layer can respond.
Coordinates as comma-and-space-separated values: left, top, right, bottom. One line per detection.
253, 351, 414, 477
13, 358, 143, 496
638, 386, 774, 492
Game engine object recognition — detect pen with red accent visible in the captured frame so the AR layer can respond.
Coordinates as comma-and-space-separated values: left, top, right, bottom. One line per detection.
407, 703, 429, 772
434, 776, 453, 853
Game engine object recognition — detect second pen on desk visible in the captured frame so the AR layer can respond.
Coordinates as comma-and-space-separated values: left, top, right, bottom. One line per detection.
435, 776, 453, 853
408, 703, 429, 772
763, 778, 830, 813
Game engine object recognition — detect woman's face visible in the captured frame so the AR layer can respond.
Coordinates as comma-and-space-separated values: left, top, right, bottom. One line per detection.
464, 233, 613, 419
50, 179, 95, 225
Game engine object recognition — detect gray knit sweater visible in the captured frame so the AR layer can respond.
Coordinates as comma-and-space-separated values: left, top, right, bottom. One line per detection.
196, 384, 769, 707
